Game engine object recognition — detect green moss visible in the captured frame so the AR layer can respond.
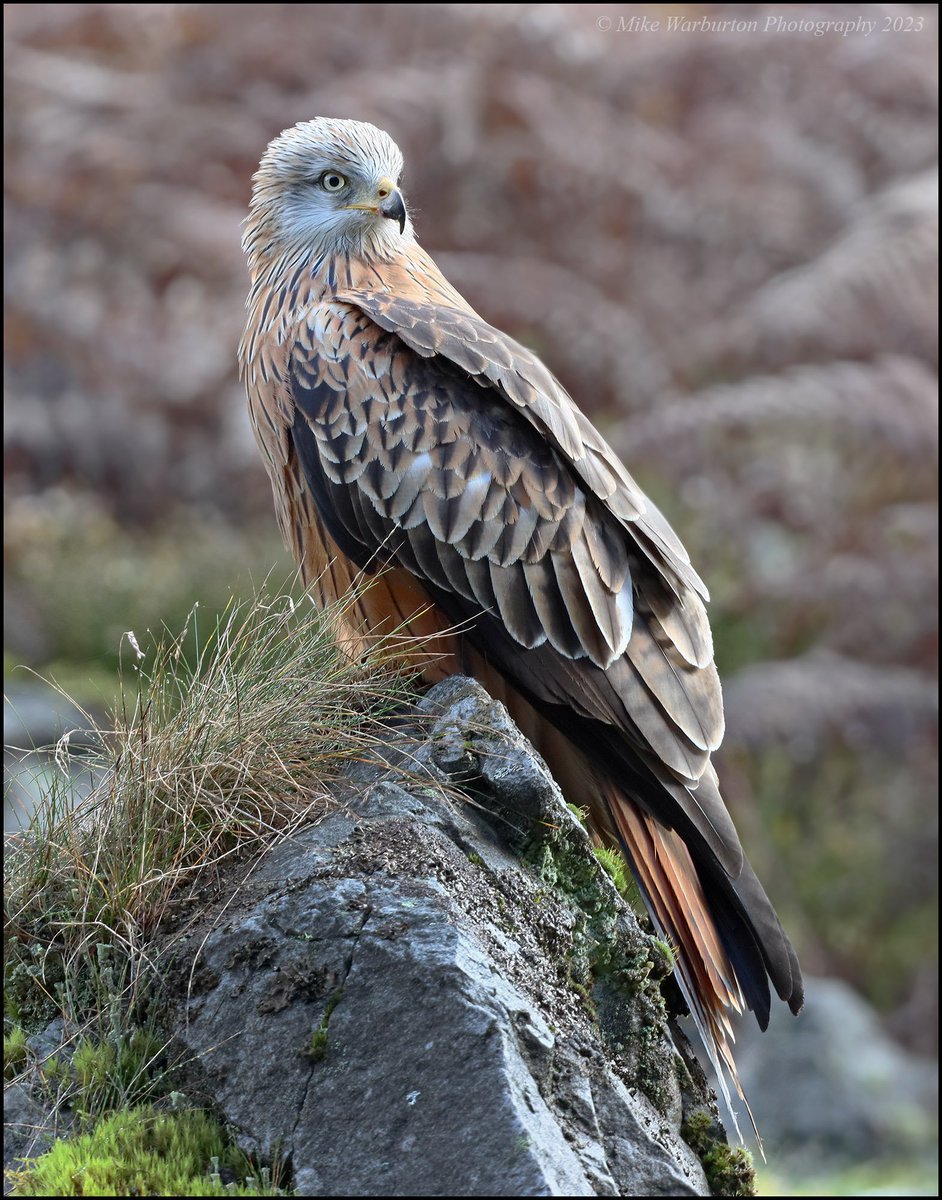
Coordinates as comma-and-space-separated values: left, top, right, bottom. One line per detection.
648, 935, 678, 979
69, 1028, 165, 1118
4, 917, 71, 1031
568, 978, 598, 1019
7, 1104, 286, 1196
593, 951, 676, 1116
682, 1109, 757, 1198
2, 950, 169, 1119
305, 990, 343, 1062
307, 1025, 329, 1061
42, 1054, 68, 1085
592, 845, 630, 896
525, 829, 618, 928
4, 1024, 30, 1080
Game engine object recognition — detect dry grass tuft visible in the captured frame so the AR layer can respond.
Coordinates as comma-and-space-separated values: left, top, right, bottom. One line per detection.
4, 581, 416, 1029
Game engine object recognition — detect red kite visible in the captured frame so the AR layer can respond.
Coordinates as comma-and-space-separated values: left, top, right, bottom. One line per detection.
240, 117, 802, 1134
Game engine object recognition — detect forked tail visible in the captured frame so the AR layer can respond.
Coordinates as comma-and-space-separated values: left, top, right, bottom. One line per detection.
599, 776, 762, 1148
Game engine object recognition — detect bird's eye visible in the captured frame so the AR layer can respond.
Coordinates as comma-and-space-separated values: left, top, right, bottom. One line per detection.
320, 171, 347, 192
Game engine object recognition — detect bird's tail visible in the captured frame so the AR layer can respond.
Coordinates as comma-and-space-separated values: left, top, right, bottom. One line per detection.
597, 775, 760, 1147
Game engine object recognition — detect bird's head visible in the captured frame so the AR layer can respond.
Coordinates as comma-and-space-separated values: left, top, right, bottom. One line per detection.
244, 117, 412, 267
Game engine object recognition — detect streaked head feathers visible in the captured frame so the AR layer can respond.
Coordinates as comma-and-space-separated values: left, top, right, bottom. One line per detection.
245, 117, 412, 264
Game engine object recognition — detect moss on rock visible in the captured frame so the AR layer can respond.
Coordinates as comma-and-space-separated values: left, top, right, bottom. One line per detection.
8, 1104, 286, 1197
522, 808, 686, 1121
682, 1108, 757, 1198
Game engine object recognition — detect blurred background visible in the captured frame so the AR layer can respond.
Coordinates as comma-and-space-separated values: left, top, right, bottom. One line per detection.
4, 3, 938, 1192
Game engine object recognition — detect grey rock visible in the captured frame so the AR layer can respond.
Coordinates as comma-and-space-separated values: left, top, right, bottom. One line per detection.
172, 678, 713, 1196
4, 1019, 75, 1192
25, 1018, 67, 1067
731, 975, 938, 1164
3, 1084, 60, 1189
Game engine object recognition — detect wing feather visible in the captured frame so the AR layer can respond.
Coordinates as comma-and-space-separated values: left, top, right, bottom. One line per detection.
489, 561, 547, 650
463, 556, 499, 614
434, 540, 477, 602
624, 615, 725, 752
638, 578, 714, 670
551, 551, 618, 669
521, 559, 587, 660
570, 534, 633, 662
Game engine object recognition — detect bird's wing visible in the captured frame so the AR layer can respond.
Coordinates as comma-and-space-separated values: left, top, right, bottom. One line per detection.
287, 296, 735, 837
335, 282, 712, 609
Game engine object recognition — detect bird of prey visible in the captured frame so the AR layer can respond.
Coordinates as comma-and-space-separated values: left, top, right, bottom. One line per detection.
239, 117, 803, 1133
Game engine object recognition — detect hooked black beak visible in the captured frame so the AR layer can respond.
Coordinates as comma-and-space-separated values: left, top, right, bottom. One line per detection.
379, 187, 407, 235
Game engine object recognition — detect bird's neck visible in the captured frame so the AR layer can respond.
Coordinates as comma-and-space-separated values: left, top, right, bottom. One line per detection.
244, 215, 411, 304
243, 239, 474, 350
238, 242, 404, 382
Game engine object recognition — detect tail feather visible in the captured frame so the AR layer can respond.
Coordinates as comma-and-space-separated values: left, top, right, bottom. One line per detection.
600, 775, 763, 1149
